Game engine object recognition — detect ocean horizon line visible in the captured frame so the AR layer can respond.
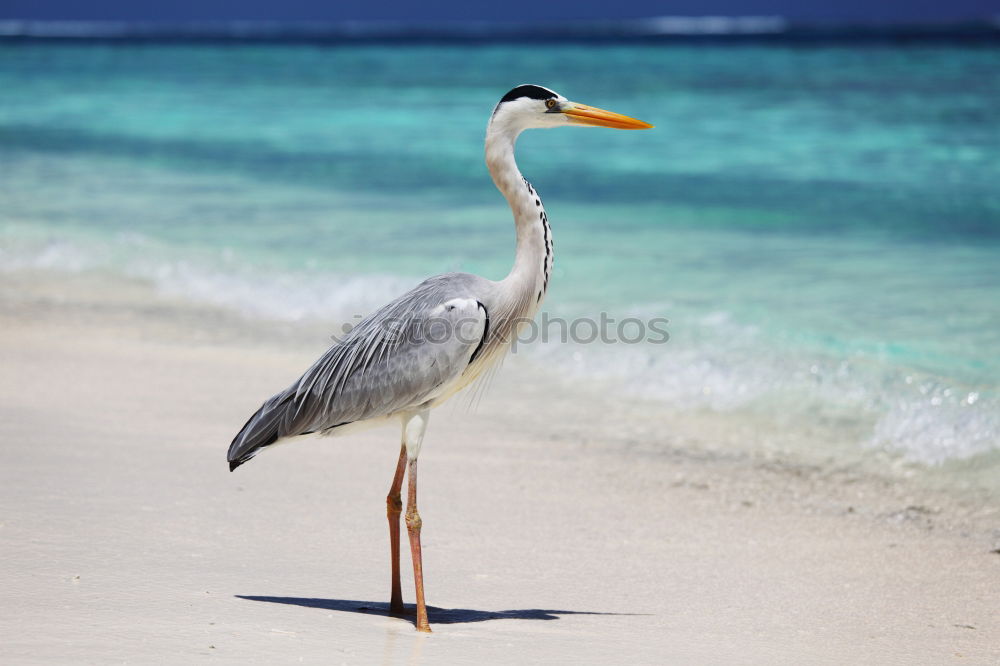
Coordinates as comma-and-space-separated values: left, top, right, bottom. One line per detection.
1, 17, 999, 44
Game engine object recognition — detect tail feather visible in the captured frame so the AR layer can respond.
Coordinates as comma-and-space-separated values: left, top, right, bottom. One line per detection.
227, 391, 295, 472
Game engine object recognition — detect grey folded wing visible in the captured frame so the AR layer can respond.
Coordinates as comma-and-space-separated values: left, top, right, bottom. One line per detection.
227, 273, 489, 467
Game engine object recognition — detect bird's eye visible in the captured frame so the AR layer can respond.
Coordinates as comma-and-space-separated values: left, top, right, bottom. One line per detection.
545, 99, 557, 109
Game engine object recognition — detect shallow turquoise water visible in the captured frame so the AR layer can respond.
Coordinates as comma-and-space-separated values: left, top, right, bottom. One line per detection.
1, 43, 998, 466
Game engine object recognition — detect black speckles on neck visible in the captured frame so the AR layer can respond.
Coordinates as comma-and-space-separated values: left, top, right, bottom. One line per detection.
541, 210, 552, 296
520, 177, 552, 302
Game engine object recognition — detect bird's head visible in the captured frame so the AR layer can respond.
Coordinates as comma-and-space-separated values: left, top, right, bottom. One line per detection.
489, 84, 653, 135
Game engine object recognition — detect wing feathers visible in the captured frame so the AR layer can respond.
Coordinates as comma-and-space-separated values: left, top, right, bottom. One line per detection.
227, 274, 489, 470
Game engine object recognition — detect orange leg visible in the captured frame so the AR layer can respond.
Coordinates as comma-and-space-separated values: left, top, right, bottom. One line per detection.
386, 444, 407, 614
405, 457, 431, 632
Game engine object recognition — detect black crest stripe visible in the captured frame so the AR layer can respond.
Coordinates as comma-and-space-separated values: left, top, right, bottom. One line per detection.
499, 85, 557, 104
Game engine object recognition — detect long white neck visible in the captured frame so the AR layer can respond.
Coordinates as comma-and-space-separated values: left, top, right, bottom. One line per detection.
484, 124, 553, 315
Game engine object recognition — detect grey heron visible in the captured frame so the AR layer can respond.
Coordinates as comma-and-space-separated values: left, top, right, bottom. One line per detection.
227, 84, 652, 632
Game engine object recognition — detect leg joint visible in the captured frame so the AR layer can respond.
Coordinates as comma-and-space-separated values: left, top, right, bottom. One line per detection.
405, 510, 422, 531
386, 494, 402, 514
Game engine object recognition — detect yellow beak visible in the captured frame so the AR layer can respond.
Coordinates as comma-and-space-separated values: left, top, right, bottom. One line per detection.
562, 103, 653, 130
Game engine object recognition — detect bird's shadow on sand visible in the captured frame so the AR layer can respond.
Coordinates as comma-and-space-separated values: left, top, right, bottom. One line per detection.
237, 595, 635, 627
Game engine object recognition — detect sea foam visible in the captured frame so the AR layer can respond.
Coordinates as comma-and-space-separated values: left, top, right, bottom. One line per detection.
3, 233, 998, 466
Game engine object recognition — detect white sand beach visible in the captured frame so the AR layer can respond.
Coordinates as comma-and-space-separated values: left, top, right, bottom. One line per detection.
1, 271, 998, 664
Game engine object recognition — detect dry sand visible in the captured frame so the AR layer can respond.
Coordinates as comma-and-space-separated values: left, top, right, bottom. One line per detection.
1, 272, 998, 664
